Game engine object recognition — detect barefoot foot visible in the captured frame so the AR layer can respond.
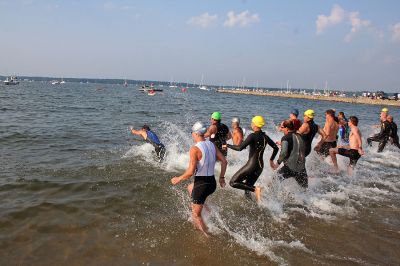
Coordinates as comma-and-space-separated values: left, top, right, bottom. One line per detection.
255, 187, 262, 203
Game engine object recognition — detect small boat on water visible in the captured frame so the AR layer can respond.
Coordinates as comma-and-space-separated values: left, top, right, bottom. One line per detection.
148, 90, 156, 96
51, 77, 66, 85
123, 80, 128, 87
139, 84, 163, 92
3, 76, 19, 85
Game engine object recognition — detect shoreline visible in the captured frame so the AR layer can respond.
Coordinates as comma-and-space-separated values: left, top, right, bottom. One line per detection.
216, 89, 400, 107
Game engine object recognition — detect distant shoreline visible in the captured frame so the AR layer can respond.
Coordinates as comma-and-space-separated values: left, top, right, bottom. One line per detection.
216, 89, 400, 107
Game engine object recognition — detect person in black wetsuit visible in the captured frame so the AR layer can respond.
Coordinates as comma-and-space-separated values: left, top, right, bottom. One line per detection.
204, 112, 230, 157
129, 125, 166, 162
367, 109, 391, 152
297, 109, 326, 157
224, 115, 279, 202
272, 120, 308, 188
387, 115, 400, 149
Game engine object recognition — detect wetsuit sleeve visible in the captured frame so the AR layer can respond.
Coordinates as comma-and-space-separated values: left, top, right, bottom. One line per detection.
227, 133, 253, 151
265, 135, 279, 161
277, 140, 289, 165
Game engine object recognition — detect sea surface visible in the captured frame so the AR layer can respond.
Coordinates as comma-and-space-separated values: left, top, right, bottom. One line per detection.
1, 82, 399, 266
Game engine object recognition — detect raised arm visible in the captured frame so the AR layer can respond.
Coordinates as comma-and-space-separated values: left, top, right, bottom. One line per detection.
130, 128, 147, 140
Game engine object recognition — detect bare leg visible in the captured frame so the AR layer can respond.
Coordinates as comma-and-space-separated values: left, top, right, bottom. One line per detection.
329, 148, 340, 173
347, 166, 353, 176
191, 203, 209, 237
254, 186, 262, 203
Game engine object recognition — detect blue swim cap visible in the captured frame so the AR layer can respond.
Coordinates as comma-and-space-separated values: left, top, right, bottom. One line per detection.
291, 109, 299, 116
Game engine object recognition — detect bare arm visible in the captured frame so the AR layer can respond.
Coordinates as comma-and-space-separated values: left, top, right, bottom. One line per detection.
355, 128, 364, 155
204, 125, 217, 138
297, 123, 309, 135
130, 128, 147, 140
316, 126, 327, 146
171, 147, 198, 184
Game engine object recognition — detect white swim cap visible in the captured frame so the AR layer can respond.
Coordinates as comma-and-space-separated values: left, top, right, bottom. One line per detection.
192, 121, 207, 135
231, 117, 240, 124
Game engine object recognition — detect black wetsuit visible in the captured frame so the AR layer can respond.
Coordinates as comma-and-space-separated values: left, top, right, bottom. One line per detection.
277, 132, 308, 188
301, 120, 319, 157
388, 121, 400, 149
367, 120, 391, 152
210, 122, 229, 156
227, 131, 279, 192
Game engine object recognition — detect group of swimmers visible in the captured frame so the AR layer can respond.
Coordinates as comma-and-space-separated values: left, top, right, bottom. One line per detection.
129, 108, 399, 236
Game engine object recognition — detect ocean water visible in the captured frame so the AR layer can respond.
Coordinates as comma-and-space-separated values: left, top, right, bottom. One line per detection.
0, 82, 399, 265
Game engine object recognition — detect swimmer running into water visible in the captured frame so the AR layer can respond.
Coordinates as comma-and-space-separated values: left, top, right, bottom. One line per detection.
329, 116, 364, 176
129, 125, 166, 162
224, 116, 279, 202
171, 122, 227, 237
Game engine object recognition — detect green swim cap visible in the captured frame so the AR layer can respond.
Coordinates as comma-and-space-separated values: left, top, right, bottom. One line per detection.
211, 112, 221, 120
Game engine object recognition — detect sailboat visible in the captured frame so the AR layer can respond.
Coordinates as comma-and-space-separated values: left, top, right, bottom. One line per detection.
198, 74, 209, 91
169, 77, 177, 88
60, 77, 66, 84
123, 79, 128, 87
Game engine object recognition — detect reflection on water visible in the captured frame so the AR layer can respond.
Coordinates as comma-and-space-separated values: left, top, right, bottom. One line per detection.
0, 82, 399, 265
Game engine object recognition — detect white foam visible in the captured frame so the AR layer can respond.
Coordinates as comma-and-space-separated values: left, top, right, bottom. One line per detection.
122, 120, 400, 262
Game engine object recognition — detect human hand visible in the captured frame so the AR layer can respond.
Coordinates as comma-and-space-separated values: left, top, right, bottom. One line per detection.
270, 160, 278, 170
222, 144, 227, 150
275, 141, 281, 146
219, 177, 226, 188
171, 176, 181, 185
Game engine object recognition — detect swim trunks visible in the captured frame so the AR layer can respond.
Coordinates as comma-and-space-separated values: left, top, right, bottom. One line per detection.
318, 141, 337, 157
338, 148, 361, 167
191, 176, 216, 205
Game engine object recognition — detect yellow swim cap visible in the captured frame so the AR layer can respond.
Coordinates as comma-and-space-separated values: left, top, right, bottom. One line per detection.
252, 116, 265, 128
381, 107, 389, 113
304, 109, 315, 119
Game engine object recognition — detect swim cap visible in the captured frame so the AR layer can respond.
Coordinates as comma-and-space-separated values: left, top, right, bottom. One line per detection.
192, 121, 207, 135
304, 109, 315, 119
231, 117, 240, 123
211, 112, 221, 120
381, 107, 389, 113
252, 116, 265, 128
291, 109, 299, 116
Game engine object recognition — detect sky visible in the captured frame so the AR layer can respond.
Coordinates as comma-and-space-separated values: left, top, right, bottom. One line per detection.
1, 0, 400, 92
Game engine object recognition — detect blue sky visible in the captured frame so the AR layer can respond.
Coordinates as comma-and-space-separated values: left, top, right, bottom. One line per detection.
1, 0, 400, 91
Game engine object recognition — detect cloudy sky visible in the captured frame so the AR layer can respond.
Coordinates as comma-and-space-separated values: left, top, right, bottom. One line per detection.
1, 0, 399, 91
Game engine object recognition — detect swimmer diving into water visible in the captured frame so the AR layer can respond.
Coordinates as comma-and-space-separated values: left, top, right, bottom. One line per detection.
129, 125, 166, 162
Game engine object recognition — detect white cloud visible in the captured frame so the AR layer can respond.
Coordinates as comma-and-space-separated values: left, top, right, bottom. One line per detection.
223, 10, 260, 28
316, 4, 345, 34
187, 12, 218, 29
344, 12, 371, 42
391, 23, 400, 42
